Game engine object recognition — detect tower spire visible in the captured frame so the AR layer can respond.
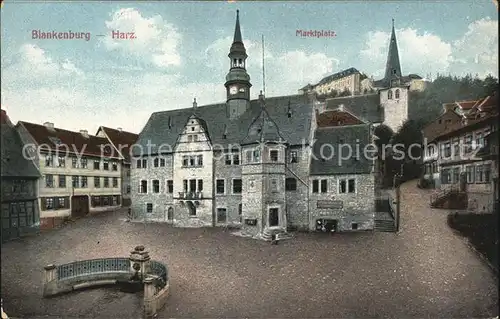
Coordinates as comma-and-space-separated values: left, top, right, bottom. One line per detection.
383, 18, 402, 87
233, 10, 242, 43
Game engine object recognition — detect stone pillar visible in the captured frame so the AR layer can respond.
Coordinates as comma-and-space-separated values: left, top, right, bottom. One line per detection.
44, 264, 57, 284
143, 277, 155, 318
129, 245, 151, 281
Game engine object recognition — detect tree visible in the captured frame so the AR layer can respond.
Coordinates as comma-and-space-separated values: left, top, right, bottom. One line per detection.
338, 89, 351, 97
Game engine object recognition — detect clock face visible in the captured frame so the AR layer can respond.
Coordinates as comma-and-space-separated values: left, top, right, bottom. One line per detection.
229, 86, 238, 95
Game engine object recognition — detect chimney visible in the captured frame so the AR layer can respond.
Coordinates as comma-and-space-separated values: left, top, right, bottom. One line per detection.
80, 129, 89, 138
0, 109, 13, 126
338, 104, 344, 111
44, 122, 55, 130
193, 98, 197, 108
117, 127, 122, 132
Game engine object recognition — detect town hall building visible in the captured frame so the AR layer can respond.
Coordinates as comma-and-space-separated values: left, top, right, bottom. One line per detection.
130, 10, 409, 238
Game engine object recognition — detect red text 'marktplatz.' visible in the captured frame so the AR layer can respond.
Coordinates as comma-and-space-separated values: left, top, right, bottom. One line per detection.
296, 29, 337, 38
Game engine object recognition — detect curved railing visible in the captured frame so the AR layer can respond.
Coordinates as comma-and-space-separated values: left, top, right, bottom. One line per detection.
43, 246, 170, 318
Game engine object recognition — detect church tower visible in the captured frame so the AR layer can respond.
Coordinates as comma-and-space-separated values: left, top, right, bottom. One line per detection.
379, 19, 409, 132
383, 19, 402, 88
225, 10, 252, 120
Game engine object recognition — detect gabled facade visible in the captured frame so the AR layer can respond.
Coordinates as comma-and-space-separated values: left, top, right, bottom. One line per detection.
130, 10, 389, 238
16, 121, 123, 229
1, 110, 41, 242
96, 126, 138, 206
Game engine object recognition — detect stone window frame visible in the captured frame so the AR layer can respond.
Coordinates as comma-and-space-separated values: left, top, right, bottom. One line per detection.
166, 180, 173, 193
289, 150, 298, 163
465, 165, 475, 184
140, 180, 148, 193
269, 178, 279, 192
232, 178, 242, 194
269, 149, 279, 162
58, 175, 66, 188
94, 176, 100, 188
146, 203, 153, 214
338, 177, 356, 194
216, 179, 225, 195
152, 179, 160, 193
475, 164, 485, 183
387, 90, 393, 100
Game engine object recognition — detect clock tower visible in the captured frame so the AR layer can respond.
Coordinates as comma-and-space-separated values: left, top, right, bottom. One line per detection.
225, 10, 251, 119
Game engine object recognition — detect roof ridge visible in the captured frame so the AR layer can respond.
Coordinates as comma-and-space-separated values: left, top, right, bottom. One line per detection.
20, 121, 107, 139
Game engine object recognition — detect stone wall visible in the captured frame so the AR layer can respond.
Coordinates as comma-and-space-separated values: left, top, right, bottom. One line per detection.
131, 154, 174, 221
309, 173, 376, 231
285, 145, 310, 230
214, 150, 243, 225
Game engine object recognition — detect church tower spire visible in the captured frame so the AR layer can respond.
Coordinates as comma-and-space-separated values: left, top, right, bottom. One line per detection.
383, 18, 402, 87
225, 10, 252, 120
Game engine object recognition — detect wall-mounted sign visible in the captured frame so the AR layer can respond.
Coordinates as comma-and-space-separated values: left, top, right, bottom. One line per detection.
316, 200, 343, 209
245, 219, 257, 226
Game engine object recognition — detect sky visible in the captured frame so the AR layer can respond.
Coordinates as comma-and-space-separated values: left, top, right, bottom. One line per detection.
1, 1, 498, 135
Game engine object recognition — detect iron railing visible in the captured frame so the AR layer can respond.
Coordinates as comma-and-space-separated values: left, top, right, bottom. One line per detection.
57, 257, 130, 280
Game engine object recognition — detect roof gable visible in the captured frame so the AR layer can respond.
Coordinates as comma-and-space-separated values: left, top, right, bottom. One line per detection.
98, 126, 138, 161
325, 94, 383, 123
316, 109, 365, 127
1, 124, 40, 178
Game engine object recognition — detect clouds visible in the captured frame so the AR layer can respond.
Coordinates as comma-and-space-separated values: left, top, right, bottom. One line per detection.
204, 36, 339, 97
360, 17, 498, 79
2, 44, 84, 86
101, 8, 182, 68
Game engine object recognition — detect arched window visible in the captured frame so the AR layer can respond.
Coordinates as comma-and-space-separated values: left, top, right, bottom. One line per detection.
388, 90, 393, 99
238, 58, 242, 65
395, 89, 400, 99
167, 207, 173, 220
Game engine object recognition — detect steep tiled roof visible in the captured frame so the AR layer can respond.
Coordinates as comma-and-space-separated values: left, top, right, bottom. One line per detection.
310, 124, 373, 175
1, 124, 40, 178
315, 67, 360, 86
432, 112, 498, 142
98, 126, 138, 162
19, 122, 120, 159
316, 109, 365, 127
422, 110, 462, 143
133, 94, 313, 156
456, 100, 477, 110
325, 94, 383, 123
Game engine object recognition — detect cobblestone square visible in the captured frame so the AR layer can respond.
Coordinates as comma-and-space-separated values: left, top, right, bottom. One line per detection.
1, 181, 498, 318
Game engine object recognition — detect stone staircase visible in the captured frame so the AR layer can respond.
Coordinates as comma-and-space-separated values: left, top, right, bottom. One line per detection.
430, 188, 468, 209
261, 227, 294, 241
374, 219, 396, 232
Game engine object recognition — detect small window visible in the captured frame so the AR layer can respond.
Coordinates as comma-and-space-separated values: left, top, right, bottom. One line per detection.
290, 151, 298, 163
233, 154, 240, 165
197, 155, 203, 166
182, 156, 189, 167
388, 90, 393, 100
142, 159, 147, 168
183, 180, 188, 192
58, 156, 65, 167
160, 158, 166, 167
81, 157, 88, 168
189, 179, 197, 192
81, 176, 88, 188
225, 154, 232, 165
233, 179, 242, 194
59, 175, 66, 188
189, 156, 195, 166
103, 160, 109, 170
146, 203, 153, 213
216, 179, 225, 194
320, 180, 327, 193
270, 150, 279, 162
167, 180, 173, 193
188, 135, 193, 142
193, 135, 198, 142
312, 180, 319, 193
395, 89, 400, 99
153, 180, 160, 193
352, 223, 358, 230
198, 179, 203, 191
191, 127, 195, 131
72, 176, 79, 188
339, 179, 347, 193
45, 174, 54, 188
348, 179, 355, 193
285, 178, 297, 191
94, 176, 100, 188
154, 158, 159, 167
103, 177, 109, 188
140, 180, 148, 193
